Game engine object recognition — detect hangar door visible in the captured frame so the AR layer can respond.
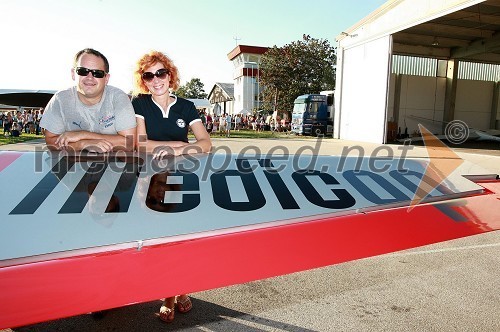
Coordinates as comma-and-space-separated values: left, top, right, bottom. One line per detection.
339, 36, 391, 143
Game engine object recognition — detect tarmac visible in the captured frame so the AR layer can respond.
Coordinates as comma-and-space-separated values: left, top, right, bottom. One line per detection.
1, 137, 499, 332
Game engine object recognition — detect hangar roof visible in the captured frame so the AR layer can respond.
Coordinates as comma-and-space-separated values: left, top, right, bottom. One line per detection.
338, 0, 500, 64
394, 0, 500, 63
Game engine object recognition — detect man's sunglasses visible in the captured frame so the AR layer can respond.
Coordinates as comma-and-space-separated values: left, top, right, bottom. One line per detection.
75, 67, 107, 79
142, 68, 169, 82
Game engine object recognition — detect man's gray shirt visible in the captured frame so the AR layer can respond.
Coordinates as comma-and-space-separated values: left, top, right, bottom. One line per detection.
40, 86, 136, 135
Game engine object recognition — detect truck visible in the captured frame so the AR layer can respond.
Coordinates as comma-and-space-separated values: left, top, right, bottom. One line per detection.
291, 90, 334, 137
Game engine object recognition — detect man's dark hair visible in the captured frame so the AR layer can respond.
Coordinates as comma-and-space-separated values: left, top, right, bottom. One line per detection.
73, 48, 110, 73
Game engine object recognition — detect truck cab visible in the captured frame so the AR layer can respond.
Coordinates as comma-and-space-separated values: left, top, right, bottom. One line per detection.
291, 91, 334, 136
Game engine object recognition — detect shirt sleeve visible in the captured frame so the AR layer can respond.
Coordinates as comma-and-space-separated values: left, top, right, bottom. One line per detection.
112, 89, 137, 132
185, 100, 201, 127
39, 94, 66, 134
132, 96, 146, 120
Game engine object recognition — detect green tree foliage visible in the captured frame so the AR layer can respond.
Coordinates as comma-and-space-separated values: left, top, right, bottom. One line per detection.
260, 35, 336, 112
175, 78, 208, 99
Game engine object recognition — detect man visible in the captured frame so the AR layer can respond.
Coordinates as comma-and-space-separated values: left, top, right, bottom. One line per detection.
225, 113, 232, 137
41, 48, 136, 152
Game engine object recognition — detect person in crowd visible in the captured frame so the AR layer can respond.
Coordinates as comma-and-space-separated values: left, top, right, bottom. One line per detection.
219, 114, 226, 135
11, 121, 21, 137
242, 115, 248, 129
15, 111, 23, 134
131, 50, 212, 322
225, 113, 232, 137
234, 114, 241, 131
37, 108, 44, 136
26, 110, 35, 134
40, 48, 137, 152
34, 109, 40, 135
3, 112, 13, 136
206, 113, 213, 133
212, 115, 219, 134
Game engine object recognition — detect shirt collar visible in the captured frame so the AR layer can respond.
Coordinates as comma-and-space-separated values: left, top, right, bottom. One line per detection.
152, 93, 177, 118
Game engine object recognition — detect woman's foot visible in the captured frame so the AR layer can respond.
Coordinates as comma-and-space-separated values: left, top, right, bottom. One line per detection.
157, 297, 175, 323
176, 294, 192, 313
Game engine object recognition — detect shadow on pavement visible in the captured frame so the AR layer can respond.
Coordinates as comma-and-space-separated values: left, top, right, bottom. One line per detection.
12, 298, 314, 332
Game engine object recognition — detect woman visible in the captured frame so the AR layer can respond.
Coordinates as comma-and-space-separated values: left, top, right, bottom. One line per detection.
132, 50, 212, 322
132, 50, 211, 157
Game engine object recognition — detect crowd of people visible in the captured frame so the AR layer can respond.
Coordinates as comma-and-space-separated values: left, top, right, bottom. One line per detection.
199, 112, 291, 137
1, 108, 44, 137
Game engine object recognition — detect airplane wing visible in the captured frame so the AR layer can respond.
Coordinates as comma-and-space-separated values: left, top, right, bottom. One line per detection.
472, 129, 500, 143
0, 89, 55, 107
400, 115, 500, 144
0, 151, 499, 329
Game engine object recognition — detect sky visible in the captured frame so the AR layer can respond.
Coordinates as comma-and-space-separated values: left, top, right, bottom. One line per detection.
0, 0, 387, 94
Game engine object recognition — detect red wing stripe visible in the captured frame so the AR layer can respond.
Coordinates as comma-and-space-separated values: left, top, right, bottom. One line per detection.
0, 152, 23, 173
0, 187, 499, 329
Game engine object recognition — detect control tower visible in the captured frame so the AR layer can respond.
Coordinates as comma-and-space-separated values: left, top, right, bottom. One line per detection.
227, 45, 268, 115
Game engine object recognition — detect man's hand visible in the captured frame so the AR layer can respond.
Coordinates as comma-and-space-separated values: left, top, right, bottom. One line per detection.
55, 132, 114, 152
55, 131, 86, 149
45, 129, 135, 152
82, 139, 114, 153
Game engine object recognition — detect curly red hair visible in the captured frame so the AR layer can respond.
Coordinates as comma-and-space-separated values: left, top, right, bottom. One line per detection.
132, 51, 180, 96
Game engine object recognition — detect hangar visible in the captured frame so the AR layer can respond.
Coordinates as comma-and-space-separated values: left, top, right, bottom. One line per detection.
335, 0, 500, 143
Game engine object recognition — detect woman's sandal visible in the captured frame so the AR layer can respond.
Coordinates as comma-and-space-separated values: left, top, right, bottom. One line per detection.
176, 295, 192, 314
157, 300, 175, 323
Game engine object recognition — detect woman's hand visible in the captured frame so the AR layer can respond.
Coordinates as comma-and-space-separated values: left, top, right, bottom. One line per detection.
152, 145, 183, 159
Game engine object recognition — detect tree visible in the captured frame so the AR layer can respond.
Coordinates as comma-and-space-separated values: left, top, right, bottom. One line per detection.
260, 35, 336, 113
175, 78, 208, 99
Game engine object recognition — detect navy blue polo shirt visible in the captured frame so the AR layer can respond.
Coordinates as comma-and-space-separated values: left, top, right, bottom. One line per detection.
132, 94, 201, 142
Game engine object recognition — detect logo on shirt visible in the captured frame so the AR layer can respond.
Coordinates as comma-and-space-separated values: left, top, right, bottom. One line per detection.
72, 121, 83, 130
99, 115, 116, 128
176, 119, 186, 128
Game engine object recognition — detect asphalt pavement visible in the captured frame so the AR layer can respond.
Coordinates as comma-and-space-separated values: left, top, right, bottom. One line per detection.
1, 137, 499, 332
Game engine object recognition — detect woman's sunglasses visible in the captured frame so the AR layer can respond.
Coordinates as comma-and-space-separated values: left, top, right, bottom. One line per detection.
142, 68, 169, 82
75, 67, 107, 79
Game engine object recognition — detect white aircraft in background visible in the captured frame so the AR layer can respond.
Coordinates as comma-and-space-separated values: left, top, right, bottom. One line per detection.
397, 115, 500, 144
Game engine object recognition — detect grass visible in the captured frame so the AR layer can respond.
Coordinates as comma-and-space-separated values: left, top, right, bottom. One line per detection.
0, 133, 44, 146
201, 129, 318, 139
